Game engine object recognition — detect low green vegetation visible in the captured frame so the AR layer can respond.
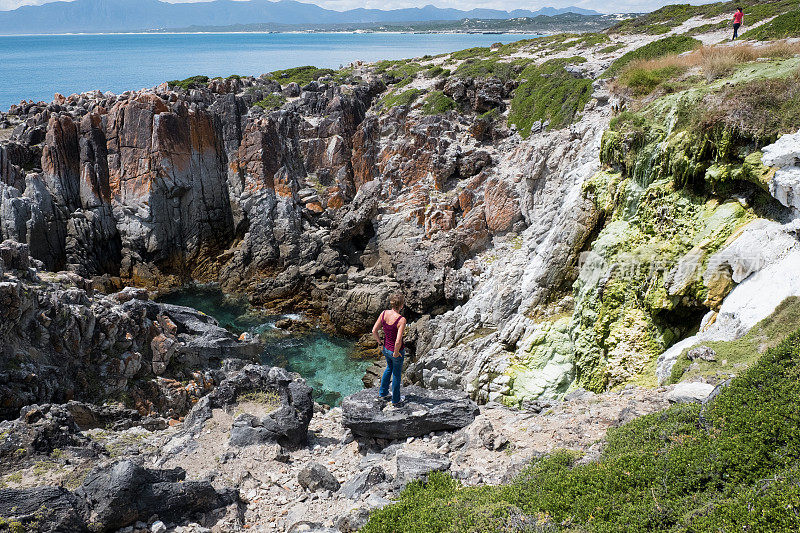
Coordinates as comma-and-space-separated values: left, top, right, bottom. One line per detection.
267, 66, 335, 86
421, 91, 459, 115
237, 389, 281, 411
3, 472, 21, 484
167, 75, 209, 90
504, 32, 609, 55
253, 93, 287, 110
598, 42, 626, 53
745, 9, 800, 39
0, 517, 25, 533
32, 460, 56, 477
364, 327, 800, 531
450, 46, 492, 60
618, 65, 684, 96
373, 59, 425, 80
508, 57, 592, 136
424, 65, 450, 78
670, 296, 800, 383
603, 35, 701, 79
454, 58, 522, 81
379, 88, 425, 110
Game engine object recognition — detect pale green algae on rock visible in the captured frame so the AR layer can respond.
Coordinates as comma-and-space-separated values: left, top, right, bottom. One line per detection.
501, 317, 575, 406
496, 155, 755, 402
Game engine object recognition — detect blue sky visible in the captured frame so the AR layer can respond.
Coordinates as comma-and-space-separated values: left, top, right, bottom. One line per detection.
0, 0, 715, 14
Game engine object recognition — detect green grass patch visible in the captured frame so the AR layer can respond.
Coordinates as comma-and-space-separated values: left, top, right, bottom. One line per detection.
603, 35, 702, 79
237, 389, 282, 411
3, 472, 21, 484
267, 66, 335, 86
450, 46, 492, 60
421, 91, 459, 115
599, 43, 626, 53
167, 75, 209, 90
253, 93, 287, 110
365, 327, 800, 531
424, 65, 450, 78
695, 71, 800, 143
454, 58, 522, 81
745, 9, 800, 39
670, 296, 800, 383
619, 65, 685, 96
508, 57, 592, 135
373, 59, 426, 79
501, 33, 609, 55
379, 88, 425, 110
332, 67, 354, 84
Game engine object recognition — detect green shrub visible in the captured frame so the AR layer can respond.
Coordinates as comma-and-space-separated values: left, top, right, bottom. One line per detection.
450, 46, 492, 60
365, 327, 800, 532
253, 93, 287, 110
599, 43, 626, 53
454, 59, 519, 81
379, 89, 425, 110
603, 35, 702, 78
374, 59, 425, 79
745, 9, 800, 39
421, 91, 458, 115
167, 75, 209, 90
508, 57, 592, 135
267, 66, 335, 86
424, 65, 450, 78
619, 65, 684, 96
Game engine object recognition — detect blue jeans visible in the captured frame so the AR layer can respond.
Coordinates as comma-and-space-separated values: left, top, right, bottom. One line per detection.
379, 347, 404, 404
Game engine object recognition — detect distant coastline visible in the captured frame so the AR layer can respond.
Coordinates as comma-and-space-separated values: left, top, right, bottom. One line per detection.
0, 30, 549, 37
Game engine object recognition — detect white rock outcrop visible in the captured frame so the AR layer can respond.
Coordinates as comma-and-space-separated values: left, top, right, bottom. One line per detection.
762, 129, 800, 212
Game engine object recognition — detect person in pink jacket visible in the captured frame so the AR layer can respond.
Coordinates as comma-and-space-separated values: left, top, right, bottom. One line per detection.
732, 8, 744, 40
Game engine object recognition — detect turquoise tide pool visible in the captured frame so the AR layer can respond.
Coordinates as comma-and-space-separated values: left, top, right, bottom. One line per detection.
157, 286, 370, 406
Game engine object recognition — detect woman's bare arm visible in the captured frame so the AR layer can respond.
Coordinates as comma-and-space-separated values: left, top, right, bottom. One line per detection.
372, 312, 384, 344
394, 317, 407, 355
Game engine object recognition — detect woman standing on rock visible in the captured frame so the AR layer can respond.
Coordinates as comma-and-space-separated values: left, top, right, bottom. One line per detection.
372, 293, 407, 407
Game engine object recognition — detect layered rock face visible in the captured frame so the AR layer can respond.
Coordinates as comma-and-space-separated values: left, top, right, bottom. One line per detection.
0, 72, 530, 326
0, 239, 260, 420
0, 79, 382, 295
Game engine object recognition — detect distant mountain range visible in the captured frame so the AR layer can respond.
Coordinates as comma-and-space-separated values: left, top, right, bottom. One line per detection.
156, 13, 623, 35
0, 0, 601, 34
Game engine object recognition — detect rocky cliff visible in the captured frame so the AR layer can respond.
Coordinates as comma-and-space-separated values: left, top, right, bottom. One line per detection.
2, 30, 800, 413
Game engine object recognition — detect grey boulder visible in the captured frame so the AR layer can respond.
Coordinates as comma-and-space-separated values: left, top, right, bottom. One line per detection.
78, 460, 237, 531
297, 462, 340, 492
395, 450, 451, 485
342, 386, 479, 439
0, 486, 87, 532
667, 382, 716, 404
184, 364, 313, 448
339, 465, 387, 499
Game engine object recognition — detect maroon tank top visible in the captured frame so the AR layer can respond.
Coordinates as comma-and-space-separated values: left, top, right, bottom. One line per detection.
381, 311, 402, 351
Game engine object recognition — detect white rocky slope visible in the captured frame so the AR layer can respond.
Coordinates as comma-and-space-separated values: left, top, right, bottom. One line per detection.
412, 91, 800, 404
657, 130, 800, 381
410, 96, 610, 403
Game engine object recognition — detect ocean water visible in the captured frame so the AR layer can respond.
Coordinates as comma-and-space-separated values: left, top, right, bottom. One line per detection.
157, 286, 370, 406
0, 32, 542, 110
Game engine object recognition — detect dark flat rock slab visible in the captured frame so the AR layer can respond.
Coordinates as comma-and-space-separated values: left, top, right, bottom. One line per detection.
341, 386, 479, 440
